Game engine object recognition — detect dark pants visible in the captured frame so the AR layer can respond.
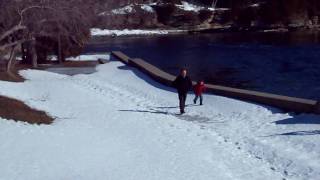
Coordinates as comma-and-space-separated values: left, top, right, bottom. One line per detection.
194, 95, 203, 105
178, 92, 187, 113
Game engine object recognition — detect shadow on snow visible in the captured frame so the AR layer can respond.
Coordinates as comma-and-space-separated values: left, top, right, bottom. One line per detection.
118, 108, 225, 124
265, 130, 320, 137
264, 114, 320, 136
273, 114, 320, 125
152, 104, 199, 109
117, 65, 177, 93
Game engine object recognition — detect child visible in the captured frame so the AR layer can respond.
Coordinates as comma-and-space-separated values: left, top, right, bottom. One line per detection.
193, 80, 206, 105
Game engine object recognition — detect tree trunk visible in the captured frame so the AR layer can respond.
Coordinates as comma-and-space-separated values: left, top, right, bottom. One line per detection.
57, 34, 62, 64
21, 42, 28, 64
6, 45, 18, 73
212, 0, 218, 9
21, 41, 33, 64
30, 40, 38, 68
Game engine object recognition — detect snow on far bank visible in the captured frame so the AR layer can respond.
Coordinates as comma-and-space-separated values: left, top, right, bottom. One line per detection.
176, 2, 230, 12
250, 3, 260, 7
98, 1, 230, 17
111, 5, 135, 15
2, 54, 110, 62
65, 54, 110, 61
91, 28, 185, 36
141, 4, 154, 12
99, 3, 154, 16
48, 53, 110, 61
176, 1, 206, 12
0, 61, 319, 179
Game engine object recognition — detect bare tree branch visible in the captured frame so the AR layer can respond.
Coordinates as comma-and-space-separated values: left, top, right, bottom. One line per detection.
18, 5, 57, 25
0, 39, 27, 51
0, 25, 26, 42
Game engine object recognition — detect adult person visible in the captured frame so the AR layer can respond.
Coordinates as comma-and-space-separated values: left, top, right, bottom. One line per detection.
172, 68, 193, 114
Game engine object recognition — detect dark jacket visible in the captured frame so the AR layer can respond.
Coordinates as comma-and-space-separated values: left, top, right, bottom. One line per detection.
172, 75, 193, 94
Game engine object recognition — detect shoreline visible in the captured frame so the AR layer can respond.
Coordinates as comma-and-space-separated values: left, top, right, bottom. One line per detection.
90, 26, 320, 38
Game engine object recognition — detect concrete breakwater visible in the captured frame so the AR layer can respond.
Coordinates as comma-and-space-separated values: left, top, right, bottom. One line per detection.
111, 51, 320, 114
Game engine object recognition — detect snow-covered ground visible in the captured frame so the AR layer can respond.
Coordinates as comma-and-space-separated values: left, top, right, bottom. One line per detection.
0, 60, 319, 180
91, 28, 185, 36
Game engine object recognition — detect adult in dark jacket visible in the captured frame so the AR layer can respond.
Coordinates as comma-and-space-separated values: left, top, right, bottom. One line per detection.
172, 68, 193, 114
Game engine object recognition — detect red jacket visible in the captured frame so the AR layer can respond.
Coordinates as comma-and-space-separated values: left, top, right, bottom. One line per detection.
193, 84, 206, 96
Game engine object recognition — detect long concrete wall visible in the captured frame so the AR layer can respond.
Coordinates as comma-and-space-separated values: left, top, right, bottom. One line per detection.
111, 51, 320, 114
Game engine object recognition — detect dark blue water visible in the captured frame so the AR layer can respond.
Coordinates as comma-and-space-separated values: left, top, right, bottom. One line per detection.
86, 31, 320, 100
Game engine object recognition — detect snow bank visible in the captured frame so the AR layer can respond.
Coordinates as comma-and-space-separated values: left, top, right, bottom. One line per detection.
4, 54, 109, 62
176, 1, 205, 12
141, 4, 154, 13
111, 5, 135, 15
48, 53, 110, 61
91, 28, 185, 36
0, 61, 319, 180
65, 54, 110, 61
110, 4, 154, 15
175, 2, 228, 12
250, 3, 260, 7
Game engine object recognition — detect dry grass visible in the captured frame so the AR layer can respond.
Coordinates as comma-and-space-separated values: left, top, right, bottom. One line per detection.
0, 96, 54, 124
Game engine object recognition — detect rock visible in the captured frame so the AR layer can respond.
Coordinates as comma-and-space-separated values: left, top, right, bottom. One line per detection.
153, 3, 213, 28
92, 0, 320, 32
97, 4, 159, 29
96, 2, 215, 30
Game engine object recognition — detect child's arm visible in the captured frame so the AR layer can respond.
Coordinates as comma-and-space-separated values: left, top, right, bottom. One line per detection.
203, 85, 207, 92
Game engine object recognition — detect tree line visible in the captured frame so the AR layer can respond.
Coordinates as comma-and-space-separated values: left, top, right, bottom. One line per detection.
196, 0, 320, 25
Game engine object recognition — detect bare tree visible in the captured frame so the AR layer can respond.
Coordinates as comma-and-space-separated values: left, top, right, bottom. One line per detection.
0, 0, 95, 72
212, 0, 218, 9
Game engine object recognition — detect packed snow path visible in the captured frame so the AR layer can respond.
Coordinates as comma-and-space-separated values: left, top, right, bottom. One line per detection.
0, 61, 319, 180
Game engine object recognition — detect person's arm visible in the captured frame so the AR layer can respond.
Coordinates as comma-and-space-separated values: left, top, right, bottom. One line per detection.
188, 78, 193, 90
192, 85, 196, 93
172, 76, 178, 88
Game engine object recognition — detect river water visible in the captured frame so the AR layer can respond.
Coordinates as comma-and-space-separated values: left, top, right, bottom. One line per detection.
86, 31, 320, 100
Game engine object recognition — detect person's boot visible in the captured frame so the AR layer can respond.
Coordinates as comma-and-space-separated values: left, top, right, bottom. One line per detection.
193, 99, 196, 104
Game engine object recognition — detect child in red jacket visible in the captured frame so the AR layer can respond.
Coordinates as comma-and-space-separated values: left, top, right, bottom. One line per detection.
193, 80, 206, 105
